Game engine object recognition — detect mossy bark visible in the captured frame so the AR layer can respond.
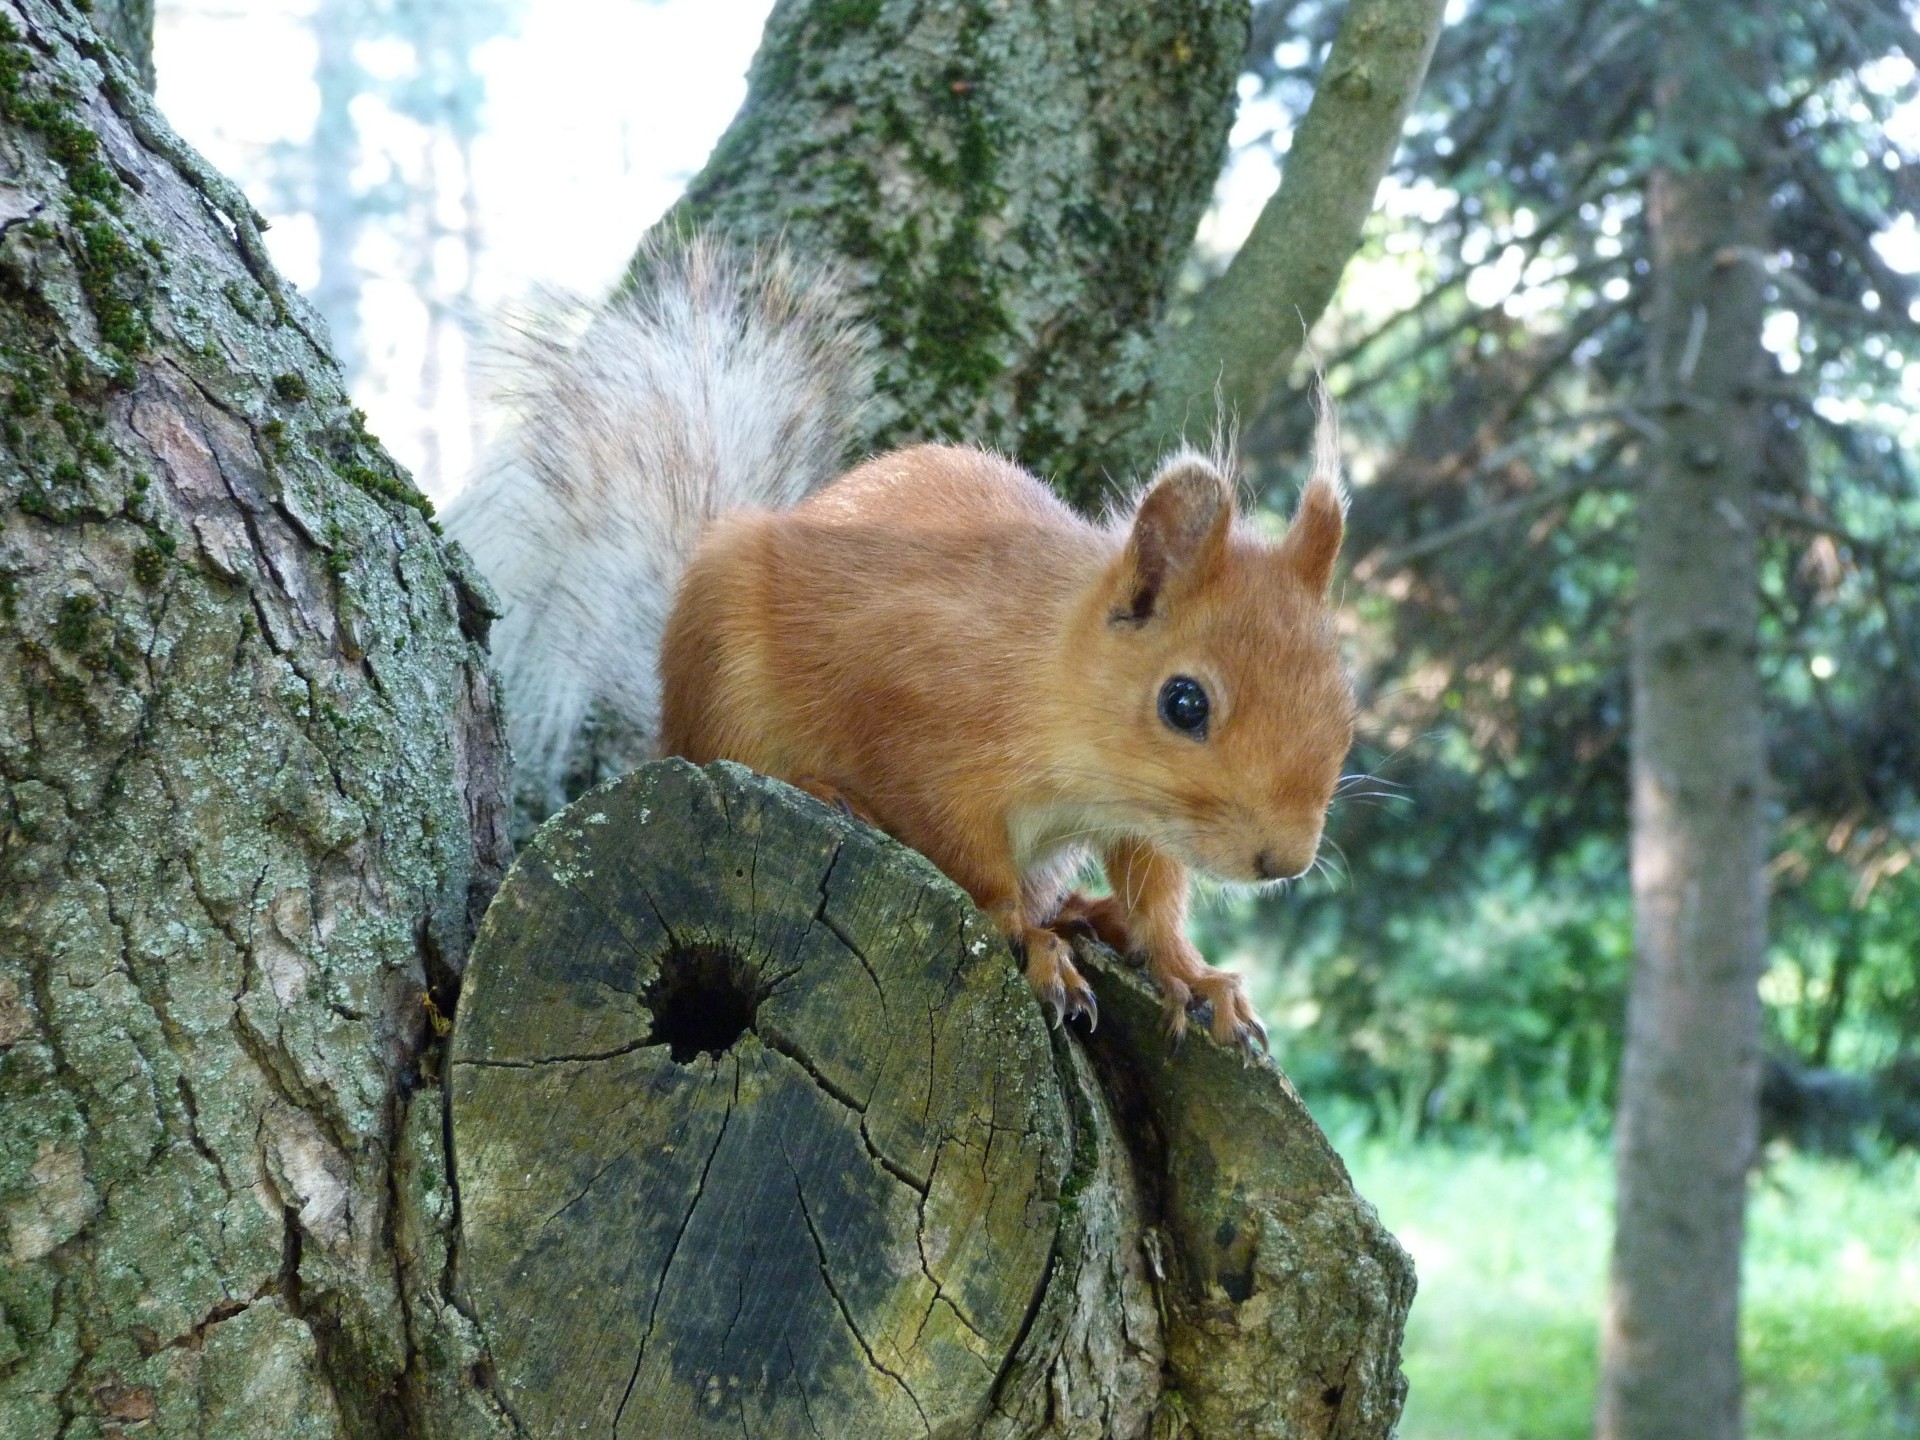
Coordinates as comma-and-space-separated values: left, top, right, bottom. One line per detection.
0, 3, 510, 1436
653, 0, 1249, 510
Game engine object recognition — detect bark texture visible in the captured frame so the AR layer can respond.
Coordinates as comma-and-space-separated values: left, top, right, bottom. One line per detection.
657, 0, 1250, 510
0, 3, 511, 1435
451, 761, 1414, 1439
1148, 0, 1445, 444
1598, 9, 1773, 1439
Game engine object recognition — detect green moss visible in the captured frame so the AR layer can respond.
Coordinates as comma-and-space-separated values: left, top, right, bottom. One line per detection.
271, 372, 309, 404
51, 593, 96, 651
806, 0, 883, 46
321, 408, 434, 520
323, 520, 351, 579
221, 279, 260, 323
12, 636, 85, 711
0, 22, 119, 208
131, 532, 175, 586
896, 7, 1014, 399
73, 217, 149, 353
0, 20, 157, 381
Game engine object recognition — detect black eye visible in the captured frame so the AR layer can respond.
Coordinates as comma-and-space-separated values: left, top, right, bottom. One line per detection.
1158, 675, 1210, 739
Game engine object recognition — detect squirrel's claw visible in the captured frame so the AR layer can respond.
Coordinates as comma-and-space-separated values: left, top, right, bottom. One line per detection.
1066, 981, 1098, 1033
1039, 980, 1067, 1027
1021, 928, 1097, 1032
1233, 1013, 1270, 1063
1160, 975, 1269, 1061
1037, 975, 1098, 1031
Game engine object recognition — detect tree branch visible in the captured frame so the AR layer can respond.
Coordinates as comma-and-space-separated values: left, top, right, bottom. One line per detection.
1148, 0, 1447, 446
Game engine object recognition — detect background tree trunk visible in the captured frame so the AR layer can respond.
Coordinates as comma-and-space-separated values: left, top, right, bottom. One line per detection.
1598, 5, 1774, 1437
0, 3, 511, 1435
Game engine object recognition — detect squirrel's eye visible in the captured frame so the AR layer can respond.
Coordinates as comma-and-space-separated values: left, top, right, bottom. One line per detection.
1158, 675, 1210, 739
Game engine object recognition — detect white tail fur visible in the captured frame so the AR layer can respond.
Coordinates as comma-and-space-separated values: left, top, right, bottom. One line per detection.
445, 234, 873, 814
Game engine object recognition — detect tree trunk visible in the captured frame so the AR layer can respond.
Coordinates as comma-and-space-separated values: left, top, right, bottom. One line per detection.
1598, 8, 1773, 1438
0, 4, 511, 1436
660, 0, 1251, 509
450, 761, 1414, 1439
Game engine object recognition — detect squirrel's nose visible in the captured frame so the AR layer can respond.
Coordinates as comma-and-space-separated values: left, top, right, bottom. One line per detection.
1254, 844, 1314, 881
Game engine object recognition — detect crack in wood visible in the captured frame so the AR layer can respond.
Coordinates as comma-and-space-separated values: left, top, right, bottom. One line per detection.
452, 1036, 653, 1070
985, 1234, 1059, 1415
755, 1023, 931, 1197
812, 842, 887, 1014
784, 1151, 932, 1437
910, 1149, 989, 1351
613, 1058, 737, 1439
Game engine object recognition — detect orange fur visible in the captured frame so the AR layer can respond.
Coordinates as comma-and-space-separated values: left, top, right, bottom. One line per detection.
658, 442, 1355, 1048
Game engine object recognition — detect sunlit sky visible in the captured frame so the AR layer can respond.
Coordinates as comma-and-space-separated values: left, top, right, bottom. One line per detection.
154, 0, 773, 499
153, 2, 1920, 496
152, 0, 1317, 500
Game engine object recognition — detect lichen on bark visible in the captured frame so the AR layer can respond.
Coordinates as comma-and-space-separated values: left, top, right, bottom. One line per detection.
0, 3, 510, 1435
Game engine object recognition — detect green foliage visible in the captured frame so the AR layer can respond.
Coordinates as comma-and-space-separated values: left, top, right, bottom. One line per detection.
1767, 831, 1920, 1073
1205, 837, 1631, 1138
1222, 0, 1920, 1137
1347, 1135, 1920, 1439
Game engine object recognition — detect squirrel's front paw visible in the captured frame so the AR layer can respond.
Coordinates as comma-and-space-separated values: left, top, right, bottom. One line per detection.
1018, 927, 1098, 1031
1148, 940, 1267, 1056
1188, 970, 1268, 1056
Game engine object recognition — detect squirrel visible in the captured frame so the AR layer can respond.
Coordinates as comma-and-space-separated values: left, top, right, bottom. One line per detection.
447, 234, 1355, 1052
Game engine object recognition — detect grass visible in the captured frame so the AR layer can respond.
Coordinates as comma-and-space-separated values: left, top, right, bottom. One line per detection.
1342, 1131, 1920, 1440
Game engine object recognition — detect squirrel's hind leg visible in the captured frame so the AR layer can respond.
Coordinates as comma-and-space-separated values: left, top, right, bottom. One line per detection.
1050, 892, 1132, 953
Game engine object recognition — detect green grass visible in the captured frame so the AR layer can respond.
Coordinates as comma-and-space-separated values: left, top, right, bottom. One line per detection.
1343, 1132, 1920, 1440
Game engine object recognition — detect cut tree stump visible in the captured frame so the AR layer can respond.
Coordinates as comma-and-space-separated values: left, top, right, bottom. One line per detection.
449, 761, 1413, 1439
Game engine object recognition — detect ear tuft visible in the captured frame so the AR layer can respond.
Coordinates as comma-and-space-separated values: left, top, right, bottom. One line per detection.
1116, 453, 1233, 623
1280, 386, 1347, 596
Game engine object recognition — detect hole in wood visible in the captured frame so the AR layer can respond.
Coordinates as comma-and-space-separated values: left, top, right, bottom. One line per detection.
642, 944, 767, 1063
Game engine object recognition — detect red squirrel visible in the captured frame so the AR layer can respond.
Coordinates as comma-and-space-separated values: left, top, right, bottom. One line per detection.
448, 236, 1354, 1051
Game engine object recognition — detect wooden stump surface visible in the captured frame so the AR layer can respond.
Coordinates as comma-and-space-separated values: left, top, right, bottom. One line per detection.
448, 760, 1070, 1439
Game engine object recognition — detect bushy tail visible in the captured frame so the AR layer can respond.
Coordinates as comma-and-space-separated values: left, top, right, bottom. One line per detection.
446, 234, 873, 816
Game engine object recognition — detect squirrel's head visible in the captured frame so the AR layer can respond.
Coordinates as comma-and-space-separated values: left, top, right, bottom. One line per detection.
1072, 438, 1354, 886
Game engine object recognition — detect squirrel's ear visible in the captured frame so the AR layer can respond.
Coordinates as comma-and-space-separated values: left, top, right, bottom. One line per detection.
1112, 455, 1232, 624
1278, 383, 1348, 597
1279, 477, 1345, 597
